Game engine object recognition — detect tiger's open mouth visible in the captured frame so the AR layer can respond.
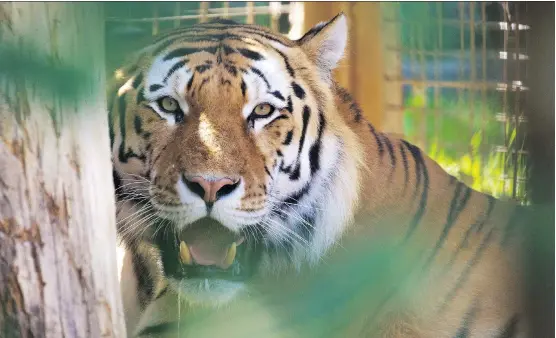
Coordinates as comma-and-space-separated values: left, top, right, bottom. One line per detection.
154, 217, 262, 282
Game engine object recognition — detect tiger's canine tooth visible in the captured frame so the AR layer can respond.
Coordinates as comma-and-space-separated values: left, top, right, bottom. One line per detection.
223, 242, 237, 268
179, 241, 192, 265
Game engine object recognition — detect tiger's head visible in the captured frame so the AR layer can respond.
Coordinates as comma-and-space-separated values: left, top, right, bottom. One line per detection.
111, 14, 364, 305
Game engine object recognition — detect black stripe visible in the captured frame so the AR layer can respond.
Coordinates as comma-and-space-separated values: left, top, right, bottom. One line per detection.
136, 87, 145, 104
240, 80, 247, 97
495, 315, 519, 338
447, 194, 497, 271
267, 114, 289, 125
224, 62, 238, 76
336, 85, 362, 122
264, 165, 273, 179
163, 59, 187, 83
179, 33, 245, 43
368, 123, 384, 157
292, 82, 306, 99
163, 46, 218, 61
117, 94, 128, 163
186, 73, 195, 92
130, 252, 154, 307
383, 136, 396, 168
272, 47, 295, 77
452, 302, 479, 338
108, 93, 116, 146
149, 84, 163, 92
151, 37, 180, 56
299, 22, 328, 42
278, 160, 292, 174
234, 28, 291, 51
441, 229, 494, 310
195, 64, 212, 73
134, 115, 143, 134
250, 67, 270, 89
309, 111, 326, 175
198, 77, 210, 92
131, 73, 143, 89
154, 285, 169, 301
286, 95, 293, 113
399, 142, 409, 191
270, 90, 285, 101
236, 30, 295, 77
278, 184, 311, 219
223, 44, 236, 55
163, 47, 200, 61
475, 195, 495, 233
237, 48, 264, 61
402, 141, 429, 241
423, 182, 472, 268
289, 105, 311, 180
283, 130, 294, 145
112, 170, 122, 197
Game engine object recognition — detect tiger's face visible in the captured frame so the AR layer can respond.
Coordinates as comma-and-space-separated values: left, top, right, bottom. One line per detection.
112, 15, 358, 304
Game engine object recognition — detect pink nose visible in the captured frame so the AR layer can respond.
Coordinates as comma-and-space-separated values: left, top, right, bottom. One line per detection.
185, 176, 240, 203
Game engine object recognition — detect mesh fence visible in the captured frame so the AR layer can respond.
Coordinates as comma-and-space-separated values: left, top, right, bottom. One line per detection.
381, 2, 529, 202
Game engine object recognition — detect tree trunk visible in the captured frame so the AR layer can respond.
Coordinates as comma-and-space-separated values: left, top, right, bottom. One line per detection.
0, 3, 126, 337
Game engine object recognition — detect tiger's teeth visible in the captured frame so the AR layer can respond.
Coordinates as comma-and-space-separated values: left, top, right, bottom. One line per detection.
223, 242, 237, 268
179, 241, 192, 265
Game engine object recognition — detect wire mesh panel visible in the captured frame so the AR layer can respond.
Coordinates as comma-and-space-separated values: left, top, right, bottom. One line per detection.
381, 2, 529, 202
104, 2, 304, 75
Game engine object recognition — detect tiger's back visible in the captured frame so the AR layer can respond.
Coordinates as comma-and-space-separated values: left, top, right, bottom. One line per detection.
108, 14, 531, 338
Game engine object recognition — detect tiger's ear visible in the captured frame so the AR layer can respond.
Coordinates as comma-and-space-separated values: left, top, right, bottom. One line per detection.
297, 13, 348, 83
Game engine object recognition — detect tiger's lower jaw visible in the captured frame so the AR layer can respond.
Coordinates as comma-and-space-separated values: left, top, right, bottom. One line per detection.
168, 278, 245, 307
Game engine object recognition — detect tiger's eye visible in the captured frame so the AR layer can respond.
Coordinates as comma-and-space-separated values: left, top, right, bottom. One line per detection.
160, 97, 178, 112
253, 103, 274, 117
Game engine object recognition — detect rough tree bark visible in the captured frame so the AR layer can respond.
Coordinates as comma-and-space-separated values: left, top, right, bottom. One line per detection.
0, 3, 126, 337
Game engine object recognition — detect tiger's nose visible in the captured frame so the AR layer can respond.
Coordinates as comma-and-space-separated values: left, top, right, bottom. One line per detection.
184, 176, 240, 204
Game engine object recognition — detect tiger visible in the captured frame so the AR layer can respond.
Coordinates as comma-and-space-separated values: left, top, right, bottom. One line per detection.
109, 13, 531, 337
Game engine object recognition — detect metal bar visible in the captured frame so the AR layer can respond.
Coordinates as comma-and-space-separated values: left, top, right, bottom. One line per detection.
434, 2, 443, 152
246, 2, 254, 24
511, 4, 522, 199
152, 2, 159, 36
501, 2, 511, 196
383, 48, 528, 60
469, 2, 476, 188
385, 78, 502, 90
199, 2, 209, 23
223, 2, 229, 18
458, 2, 465, 109
270, 2, 281, 32
481, 2, 488, 192
174, 2, 181, 29
417, 4, 428, 151
382, 17, 530, 30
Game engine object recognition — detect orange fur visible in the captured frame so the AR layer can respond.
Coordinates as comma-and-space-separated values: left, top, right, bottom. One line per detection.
110, 15, 528, 338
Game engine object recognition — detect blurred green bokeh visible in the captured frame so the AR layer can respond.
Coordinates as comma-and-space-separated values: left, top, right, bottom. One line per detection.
0, 42, 91, 104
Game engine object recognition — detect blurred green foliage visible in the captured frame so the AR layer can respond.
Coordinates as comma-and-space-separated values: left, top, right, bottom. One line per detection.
403, 89, 528, 202
0, 42, 91, 103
